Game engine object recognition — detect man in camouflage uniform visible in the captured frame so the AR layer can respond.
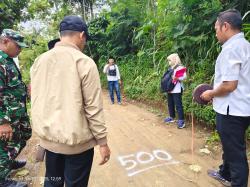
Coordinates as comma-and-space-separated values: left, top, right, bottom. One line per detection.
0, 29, 31, 187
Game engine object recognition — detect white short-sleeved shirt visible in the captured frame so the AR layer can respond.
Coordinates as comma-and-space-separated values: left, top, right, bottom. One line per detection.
213, 33, 250, 116
103, 64, 120, 81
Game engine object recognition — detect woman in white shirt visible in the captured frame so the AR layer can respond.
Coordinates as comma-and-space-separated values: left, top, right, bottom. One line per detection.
164, 53, 187, 128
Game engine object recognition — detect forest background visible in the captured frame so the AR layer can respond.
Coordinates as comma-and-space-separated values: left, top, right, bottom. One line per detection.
1, 0, 250, 140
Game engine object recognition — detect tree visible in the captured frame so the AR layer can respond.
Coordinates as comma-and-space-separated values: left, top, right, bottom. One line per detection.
220, 0, 250, 22
0, 0, 28, 32
67, 0, 107, 21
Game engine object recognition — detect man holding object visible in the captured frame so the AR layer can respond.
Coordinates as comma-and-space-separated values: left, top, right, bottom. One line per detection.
201, 9, 250, 187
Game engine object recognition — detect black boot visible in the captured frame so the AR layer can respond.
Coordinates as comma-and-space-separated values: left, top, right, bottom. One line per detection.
0, 179, 28, 187
11, 160, 26, 170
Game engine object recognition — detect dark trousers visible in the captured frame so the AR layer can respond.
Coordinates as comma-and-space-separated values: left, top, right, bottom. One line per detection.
44, 148, 94, 187
108, 81, 121, 103
167, 92, 184, 120
216, 113, 250, 187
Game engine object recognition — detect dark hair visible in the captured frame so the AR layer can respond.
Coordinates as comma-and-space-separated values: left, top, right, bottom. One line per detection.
60, 30, 80, 37
107, 58, 115, 64
48, 38, 60, 50
217, 9, 242, 30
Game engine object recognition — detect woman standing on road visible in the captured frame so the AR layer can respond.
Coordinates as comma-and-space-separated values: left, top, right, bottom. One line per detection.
164, 53, 187, 129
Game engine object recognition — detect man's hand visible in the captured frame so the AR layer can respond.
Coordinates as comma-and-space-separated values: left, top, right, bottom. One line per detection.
0, 123, 13, 141
99, 144, 111, 165
200, 90, 214, 102
200, 81, 238, 102
119, 80, 122, 85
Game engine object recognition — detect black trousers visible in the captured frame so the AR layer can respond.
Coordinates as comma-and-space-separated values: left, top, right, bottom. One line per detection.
216, 113, 250, 187
167, 92, 184, 120
44, 148, 94, 187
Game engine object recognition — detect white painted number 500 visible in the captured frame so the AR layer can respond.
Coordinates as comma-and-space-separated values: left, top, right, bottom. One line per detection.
118, 150, 173, 171
136, 151, 154, 164
118, 154, 137, 170
153, 150, 172, 161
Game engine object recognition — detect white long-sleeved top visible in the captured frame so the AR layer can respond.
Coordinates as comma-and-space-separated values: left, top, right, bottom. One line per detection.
103, 64, 121, 81
170, 65, 187, 93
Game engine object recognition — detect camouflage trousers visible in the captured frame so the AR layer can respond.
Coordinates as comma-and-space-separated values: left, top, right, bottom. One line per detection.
0, 118, 31, 182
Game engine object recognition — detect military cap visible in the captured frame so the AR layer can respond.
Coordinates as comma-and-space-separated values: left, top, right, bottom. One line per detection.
1, 29, 28, 48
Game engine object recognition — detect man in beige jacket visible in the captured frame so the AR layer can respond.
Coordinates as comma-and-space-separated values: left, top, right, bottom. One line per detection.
31, 15, 110, 187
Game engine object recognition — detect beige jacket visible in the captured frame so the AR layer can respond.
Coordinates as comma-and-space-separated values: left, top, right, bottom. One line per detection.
31, 42, 107, 154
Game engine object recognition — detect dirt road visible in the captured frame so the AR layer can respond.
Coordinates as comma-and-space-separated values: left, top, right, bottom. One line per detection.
18, 92, 237, 187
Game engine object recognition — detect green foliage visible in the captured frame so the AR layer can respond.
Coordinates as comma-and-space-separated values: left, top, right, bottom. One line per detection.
0, 0, 28, 31
90, 0, 221, 126
89, 0, 250, 138
13, 0, 250, 139
243, 23, 250, 41
124, 86, 143, 99
27, 0, 53, 18
206, 131, 220, 144
19, 35, 48, 84
246, 127, 250, 140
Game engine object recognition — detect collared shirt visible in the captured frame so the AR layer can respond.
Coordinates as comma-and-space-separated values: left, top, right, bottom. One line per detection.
103, 64, 120, 81
213, 33, 250, 116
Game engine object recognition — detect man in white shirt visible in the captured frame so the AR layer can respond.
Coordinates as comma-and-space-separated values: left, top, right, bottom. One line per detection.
201, 9, 250, 187
103, 58, 122, 104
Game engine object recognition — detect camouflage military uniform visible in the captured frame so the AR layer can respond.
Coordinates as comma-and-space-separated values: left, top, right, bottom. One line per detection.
0, 48, 31, 181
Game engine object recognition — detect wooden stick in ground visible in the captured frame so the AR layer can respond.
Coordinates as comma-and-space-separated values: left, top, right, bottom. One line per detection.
191, 100, 194, 164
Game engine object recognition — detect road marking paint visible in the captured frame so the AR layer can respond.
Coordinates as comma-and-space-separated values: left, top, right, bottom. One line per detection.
118, 149, 179, 176
128, 160, 180, 177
